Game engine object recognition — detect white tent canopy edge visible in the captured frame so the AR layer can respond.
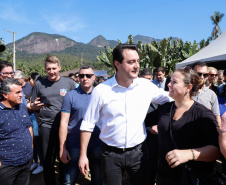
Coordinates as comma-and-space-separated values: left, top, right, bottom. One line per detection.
176, 31, 226, 69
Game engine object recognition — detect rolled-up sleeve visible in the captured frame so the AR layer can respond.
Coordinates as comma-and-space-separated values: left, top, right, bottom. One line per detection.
151, 83, 172, 105
80, 88, 101, 132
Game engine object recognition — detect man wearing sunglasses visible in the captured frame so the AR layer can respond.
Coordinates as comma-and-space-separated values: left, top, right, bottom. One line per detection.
59, 65, 102, 185
207, 67, 218, 95
79, 44, 171, 185
192, 61, 221, 128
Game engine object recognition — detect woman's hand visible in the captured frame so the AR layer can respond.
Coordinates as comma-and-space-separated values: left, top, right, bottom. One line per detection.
217, 127, 226, 158
166, 149, 193, 168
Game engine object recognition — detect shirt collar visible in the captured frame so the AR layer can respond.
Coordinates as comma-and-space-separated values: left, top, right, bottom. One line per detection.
76, 85, 93, 94
0, 102, 19, 110
0, 102, 6, 110
111, 73, 139, 88
203, 85, 208, 92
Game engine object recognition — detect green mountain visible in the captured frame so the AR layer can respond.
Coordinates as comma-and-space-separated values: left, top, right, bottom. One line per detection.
88, 35, 118, 48
7, 32, 103, 61
5, 32, 180, 76
133, 35, 161, 44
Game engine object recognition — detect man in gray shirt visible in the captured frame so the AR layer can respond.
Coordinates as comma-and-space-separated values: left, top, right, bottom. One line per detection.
192, 61, 221, 128
31, 56, 75, 185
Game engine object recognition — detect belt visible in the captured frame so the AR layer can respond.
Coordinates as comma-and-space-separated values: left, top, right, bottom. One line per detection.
103, 142, 142, 152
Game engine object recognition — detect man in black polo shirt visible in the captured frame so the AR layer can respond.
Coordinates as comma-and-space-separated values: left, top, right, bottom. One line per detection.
0, 78, 33, 185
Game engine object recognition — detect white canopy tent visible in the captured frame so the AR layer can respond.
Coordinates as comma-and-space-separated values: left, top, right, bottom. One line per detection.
176, 31, 226, 69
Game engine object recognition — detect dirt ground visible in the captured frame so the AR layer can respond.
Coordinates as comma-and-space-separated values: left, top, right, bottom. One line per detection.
30, 160, 131, 185
30, 160, 223, 185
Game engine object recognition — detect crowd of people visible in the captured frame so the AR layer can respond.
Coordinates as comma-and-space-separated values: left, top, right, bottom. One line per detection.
1, 44, 226, 185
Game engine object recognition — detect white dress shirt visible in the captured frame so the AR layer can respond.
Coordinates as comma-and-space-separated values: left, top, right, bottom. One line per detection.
80, 75, 171, 148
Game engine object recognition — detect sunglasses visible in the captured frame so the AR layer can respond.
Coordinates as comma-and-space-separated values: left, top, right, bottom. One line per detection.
197, 72, 209, 78
79, 74, 94, 78
209, 73, 218, 77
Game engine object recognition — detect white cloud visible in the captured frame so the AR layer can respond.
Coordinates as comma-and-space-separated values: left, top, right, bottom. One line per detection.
43, 15, 86, 32
0, 3, 32, 24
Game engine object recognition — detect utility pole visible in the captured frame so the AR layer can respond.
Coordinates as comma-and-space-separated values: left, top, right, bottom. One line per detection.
81, 53, 83, 66
4, 29, 17, 71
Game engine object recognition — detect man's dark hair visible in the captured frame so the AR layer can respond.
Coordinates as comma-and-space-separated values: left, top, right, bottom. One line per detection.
79, 65, 94, 73
30, 72, 42, 82
68, 73, 75, 78
0, 61, 13, 72
113, 44, 138, 70
155, 67, 165, 73
140, 68, 153, 76
0, 78, 21, 100
75, 72, 79, 76
191, 61, 208, 70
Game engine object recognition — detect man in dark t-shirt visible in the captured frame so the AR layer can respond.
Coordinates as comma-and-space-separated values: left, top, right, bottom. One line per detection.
31, 56, 75, 185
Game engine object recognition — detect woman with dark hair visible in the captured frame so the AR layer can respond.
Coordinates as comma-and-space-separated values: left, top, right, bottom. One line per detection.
28, 73, 43, 174
146, 67, 220, 185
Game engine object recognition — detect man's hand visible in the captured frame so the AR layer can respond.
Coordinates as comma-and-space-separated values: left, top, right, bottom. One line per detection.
59, 147, 71, 164
166, 149, 193, 168
78, 155, 90, 176
31, 97, 44, 111
150, 125, 158, 134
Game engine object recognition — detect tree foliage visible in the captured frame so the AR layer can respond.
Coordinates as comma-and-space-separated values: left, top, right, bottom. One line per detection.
96, 35, 210, 76
0, 39, 13, 63
210, 11, 224, 40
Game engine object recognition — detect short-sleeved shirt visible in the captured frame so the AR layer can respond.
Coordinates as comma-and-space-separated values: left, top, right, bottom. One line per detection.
0, 102, 33, 166
61, 86, 101, 149
192, 85, 220, 116
22, 82, 33, 99
147, 101, 219, 183
31, 76, 75, 129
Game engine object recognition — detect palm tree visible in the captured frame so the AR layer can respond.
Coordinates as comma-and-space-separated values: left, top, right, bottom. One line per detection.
210, 11, 224, 40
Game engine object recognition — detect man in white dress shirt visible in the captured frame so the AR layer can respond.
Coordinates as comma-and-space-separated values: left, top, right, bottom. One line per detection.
78, 44, 171, 185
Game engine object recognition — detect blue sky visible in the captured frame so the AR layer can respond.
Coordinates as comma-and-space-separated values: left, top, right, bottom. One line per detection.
1, 0, 226, 45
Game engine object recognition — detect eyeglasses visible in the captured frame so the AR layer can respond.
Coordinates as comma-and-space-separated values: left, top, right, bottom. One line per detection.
0, 72, 14, 76
78, 74, 94, 79
209, 73, 218, 77
197, 72, 209, 78
75, 75, 79, 78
